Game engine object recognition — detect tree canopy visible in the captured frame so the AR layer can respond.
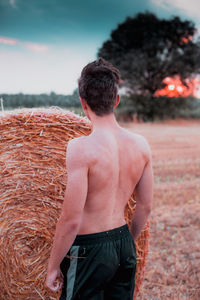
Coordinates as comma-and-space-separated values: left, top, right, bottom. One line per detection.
98, 12, 200, 120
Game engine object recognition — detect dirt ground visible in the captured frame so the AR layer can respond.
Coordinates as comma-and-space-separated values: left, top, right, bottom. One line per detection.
122, 119, 200, 300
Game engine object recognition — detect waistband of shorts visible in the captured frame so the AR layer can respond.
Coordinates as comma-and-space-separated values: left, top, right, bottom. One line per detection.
72, 223, 130, 245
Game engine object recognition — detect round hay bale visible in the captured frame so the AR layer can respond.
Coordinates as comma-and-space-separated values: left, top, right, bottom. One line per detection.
0, 107, 149, 299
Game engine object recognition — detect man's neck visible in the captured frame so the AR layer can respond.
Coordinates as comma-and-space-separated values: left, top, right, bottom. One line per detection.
90, 113, 121, 133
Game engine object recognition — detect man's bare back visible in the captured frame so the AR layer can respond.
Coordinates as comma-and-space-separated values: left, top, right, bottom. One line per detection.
46, 58, 153, 297
76, 125, 150, 234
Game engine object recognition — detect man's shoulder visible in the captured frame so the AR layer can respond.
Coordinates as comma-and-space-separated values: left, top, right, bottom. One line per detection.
68, 135, 87, 145
127, 131, 152, 161
66, 136, 91, 164
67, 135, 91, 150
133, 132, 150, 147
122, 128, 149, 146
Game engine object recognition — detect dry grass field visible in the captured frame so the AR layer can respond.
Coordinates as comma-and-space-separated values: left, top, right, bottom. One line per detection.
1, 108, 199, 299
122, 119, 200, 300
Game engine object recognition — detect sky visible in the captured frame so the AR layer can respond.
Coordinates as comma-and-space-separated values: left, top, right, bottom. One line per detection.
0, 0, 200, 95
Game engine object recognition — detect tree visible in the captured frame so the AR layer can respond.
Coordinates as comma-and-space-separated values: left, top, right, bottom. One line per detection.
98, 12, 200, 120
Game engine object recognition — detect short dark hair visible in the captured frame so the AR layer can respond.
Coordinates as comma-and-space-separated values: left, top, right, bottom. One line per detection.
78, 58, 120, 116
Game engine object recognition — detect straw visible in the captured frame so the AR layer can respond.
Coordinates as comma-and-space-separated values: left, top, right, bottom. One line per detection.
0, 107, 149, 299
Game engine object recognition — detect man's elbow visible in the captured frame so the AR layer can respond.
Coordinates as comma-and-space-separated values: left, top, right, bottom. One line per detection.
57, 216, 81, 233
144, 203, 152, 216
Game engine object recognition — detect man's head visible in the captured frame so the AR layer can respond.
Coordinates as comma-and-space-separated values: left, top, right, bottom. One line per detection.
78, 58, 120, 118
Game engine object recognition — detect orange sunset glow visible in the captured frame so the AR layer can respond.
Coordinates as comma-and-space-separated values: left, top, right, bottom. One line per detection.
181, 35, 193, 44
155, 76, 200, 98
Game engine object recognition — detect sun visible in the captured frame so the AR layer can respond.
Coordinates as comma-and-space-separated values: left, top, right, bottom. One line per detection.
168, 84, 175, 91
154, 75, 197, 98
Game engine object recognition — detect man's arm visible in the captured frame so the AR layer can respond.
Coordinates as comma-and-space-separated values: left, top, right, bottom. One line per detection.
130, 138, 154, 241
46, 138, 88, 291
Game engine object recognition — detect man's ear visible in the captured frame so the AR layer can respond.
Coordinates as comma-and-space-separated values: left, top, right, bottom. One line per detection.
80, 97, 87, 109
114, 95, 120, 108
80, 97, 91, 120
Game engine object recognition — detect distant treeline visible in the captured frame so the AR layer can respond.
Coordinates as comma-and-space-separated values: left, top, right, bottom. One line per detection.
0, 91, 81, 110
0, 92, 200, 121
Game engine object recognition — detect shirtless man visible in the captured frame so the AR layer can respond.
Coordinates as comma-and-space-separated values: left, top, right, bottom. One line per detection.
46, 58, 154, 299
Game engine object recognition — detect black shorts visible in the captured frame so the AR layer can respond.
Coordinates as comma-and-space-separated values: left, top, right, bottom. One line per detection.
59, 224, 137, 300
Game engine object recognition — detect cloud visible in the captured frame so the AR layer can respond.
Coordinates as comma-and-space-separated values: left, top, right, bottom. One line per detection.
9, 0, 17, 8
25, 42, 48, 53
0, 36, 49, 53
0, 36, 18, 45
151, 0, 168, 9
151, 0, 200, 19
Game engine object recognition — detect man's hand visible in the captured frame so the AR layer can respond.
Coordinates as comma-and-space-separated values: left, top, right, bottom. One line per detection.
45, 268, 64, 292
